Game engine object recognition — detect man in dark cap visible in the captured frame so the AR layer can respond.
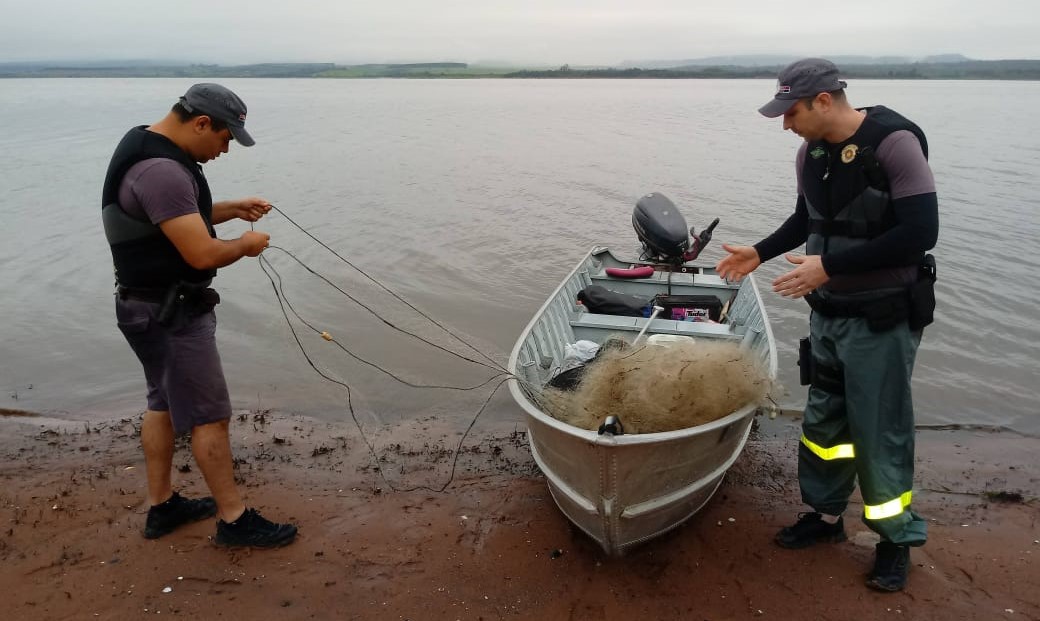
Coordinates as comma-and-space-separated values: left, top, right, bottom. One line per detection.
716, 58, 939, 591
101, 83, 297, 548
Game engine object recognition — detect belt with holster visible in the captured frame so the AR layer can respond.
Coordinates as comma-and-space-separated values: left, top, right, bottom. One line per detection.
805, 254, 936, 333
116, 281, 220, 326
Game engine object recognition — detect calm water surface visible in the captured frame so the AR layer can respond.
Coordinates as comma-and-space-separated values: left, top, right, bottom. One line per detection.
1, 78, 1038, 433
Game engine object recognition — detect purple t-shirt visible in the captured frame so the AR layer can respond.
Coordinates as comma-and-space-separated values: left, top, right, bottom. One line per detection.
117, 158, 200, 224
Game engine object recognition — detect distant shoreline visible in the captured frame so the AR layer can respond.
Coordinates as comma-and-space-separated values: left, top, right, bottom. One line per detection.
3, 59, 1040, 80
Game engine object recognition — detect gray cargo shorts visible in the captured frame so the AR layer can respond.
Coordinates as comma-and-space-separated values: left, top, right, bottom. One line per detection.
116, 297, 232, 435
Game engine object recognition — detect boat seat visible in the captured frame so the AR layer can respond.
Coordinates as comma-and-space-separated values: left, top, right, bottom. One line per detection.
590, 268, 737, 290
569, 312, 741, 340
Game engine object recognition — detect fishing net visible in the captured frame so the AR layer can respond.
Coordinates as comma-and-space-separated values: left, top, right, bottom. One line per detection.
541, 338, 771, 434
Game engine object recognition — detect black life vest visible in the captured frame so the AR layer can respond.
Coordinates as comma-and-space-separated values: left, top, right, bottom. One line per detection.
101, 126, 216, 288
802, 106, 928, 292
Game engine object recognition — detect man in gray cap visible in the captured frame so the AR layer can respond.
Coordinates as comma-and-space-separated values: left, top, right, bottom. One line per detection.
716, 58, 939, 592
101, 83, 297, 548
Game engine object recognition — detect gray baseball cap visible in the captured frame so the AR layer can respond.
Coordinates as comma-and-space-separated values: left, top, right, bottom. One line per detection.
179, 83, 255, 147
758, 58, 848, 118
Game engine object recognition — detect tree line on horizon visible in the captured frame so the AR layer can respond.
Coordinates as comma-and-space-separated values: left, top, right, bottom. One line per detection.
2, 59, 1039, 80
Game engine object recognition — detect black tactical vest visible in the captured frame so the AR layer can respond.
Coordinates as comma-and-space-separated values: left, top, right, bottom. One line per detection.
802, 106, 929, 292
101, 126, 216, 288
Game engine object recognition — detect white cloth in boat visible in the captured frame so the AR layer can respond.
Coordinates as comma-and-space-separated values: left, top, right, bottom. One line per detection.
561, 340, 600, 372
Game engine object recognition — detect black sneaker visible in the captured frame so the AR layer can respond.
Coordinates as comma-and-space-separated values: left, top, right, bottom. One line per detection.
866, 541, 910, 592
143, 492, 217, 539
215, 508, 298, 548
774, 512, 847, 549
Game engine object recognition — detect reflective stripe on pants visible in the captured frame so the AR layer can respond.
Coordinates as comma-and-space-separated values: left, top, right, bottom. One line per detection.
864, 491, 914, 521
800, 434, 855, 460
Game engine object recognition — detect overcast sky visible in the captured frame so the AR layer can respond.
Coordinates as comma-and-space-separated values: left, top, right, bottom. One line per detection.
2, 0, 1038, 66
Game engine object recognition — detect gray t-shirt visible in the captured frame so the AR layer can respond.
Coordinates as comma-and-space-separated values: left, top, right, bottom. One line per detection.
117, 158, 200, 224
796, 129, 935, 198
874, 130, 935, 199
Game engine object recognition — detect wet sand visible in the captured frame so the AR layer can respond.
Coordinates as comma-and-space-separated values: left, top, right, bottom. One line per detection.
1, 408, 1037, 621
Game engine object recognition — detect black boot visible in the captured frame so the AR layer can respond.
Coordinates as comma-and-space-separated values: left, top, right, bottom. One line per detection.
216, 508, 298, 548
775, 512, 847, 549
867, 541, 910, 592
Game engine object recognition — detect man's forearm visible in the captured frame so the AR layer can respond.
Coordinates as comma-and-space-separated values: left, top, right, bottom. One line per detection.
821, 192, 939, 276
210, 200, 239, 225
753, 196, 809, 263
196, 237, 254, 270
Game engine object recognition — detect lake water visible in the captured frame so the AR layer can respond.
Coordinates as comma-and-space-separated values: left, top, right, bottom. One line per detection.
1, 78, 1038, 434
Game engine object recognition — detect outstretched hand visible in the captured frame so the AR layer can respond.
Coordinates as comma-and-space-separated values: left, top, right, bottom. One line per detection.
773, 253, 829, 298
715, 244, 761, 282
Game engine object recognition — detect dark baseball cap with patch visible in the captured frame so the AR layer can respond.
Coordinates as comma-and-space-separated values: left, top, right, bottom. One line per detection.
758, 58, 848, 118
178, 83, 255, 147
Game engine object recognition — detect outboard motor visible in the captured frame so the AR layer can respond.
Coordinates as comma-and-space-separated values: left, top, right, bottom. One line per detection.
632, 192, 719, 265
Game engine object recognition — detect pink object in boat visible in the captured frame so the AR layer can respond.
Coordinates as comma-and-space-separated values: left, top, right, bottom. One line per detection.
605, 266, 654, 279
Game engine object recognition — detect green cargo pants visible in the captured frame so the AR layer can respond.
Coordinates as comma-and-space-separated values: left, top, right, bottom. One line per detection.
798, 312, 928, 546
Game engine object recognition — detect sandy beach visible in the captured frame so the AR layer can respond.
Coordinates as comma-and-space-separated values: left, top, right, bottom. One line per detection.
1, 407, 1037, 621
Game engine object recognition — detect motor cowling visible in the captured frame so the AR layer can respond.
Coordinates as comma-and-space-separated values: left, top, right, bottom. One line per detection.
632, 192, 689, 263
632, 192, 720, 265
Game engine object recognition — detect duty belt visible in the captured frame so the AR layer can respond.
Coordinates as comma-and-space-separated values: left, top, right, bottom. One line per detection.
116, 285, 169, 304
805, 288, 913, 333
115, 282, 218, 307
804, 290, 907, 318
805, 254, 936, 332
